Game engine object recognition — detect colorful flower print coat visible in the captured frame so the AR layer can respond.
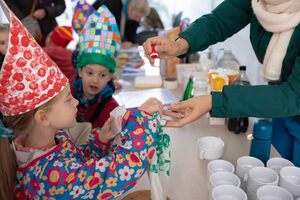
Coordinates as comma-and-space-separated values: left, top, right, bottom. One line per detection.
14, 109, 158, 199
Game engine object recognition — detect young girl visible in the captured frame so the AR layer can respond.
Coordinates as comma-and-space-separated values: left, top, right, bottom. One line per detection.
72, 3, 120, 129
0, 7, 163, 199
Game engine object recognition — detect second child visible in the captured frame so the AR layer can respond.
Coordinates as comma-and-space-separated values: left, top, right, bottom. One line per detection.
72, 4, 121, 128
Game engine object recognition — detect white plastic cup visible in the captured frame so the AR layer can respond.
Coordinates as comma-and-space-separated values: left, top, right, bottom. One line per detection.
236, 156, 264, 191
279, 166, 300, 199
247, 167, 279, 200
266, 157, 294, 174
257, 185, 293, 200
211, 185, 247, 200
197, 136, 224, 160
207, 160, 235, 179
209, 171, 240, 196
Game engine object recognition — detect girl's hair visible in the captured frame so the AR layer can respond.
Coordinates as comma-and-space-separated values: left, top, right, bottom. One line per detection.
0, 24, 9, 33
129, 0, 150, 17
0, 90, 62, 199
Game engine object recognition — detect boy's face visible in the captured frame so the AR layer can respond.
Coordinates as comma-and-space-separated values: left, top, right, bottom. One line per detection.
78, 64, 112, 99
46, 85, 79, 130
0, 31, 9, 55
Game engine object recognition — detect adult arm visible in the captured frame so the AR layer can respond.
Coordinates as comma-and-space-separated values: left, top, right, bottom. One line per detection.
179, 0, 252, 54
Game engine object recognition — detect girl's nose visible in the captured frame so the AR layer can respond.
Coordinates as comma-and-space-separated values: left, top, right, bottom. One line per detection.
73, 98, 79, 107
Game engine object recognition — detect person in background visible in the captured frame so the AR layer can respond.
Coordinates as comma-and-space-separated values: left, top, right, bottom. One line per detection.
0, 8, 163, 199
144, 0, 300, 167
4, 0, 66, 46
93, 0, 150, 48
0, 23, 9, 67
72, 5, 121, 129
140, 7, 164, 30
44, 25, 75, 84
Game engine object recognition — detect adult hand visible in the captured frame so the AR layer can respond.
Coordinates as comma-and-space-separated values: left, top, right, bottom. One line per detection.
164, 95, 212, 127
33, 9, 46, 20
98, 117, 115, 143
138, 97, 164, 116
143, 36, 189, 65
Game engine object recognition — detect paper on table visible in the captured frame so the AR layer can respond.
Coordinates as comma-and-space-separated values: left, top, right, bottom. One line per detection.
134, 76, 162, 88
113, 88, 178, 109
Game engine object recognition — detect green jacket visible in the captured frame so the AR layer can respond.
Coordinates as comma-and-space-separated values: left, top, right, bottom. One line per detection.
179, 0, 300, 118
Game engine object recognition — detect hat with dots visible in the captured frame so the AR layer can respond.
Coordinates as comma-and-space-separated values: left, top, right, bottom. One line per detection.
0, 1, 68, 116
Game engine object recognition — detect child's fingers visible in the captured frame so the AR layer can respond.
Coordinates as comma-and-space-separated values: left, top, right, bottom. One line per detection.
103, 117, 114, 131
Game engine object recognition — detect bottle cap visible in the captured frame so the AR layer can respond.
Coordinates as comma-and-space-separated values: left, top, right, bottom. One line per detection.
253, 119, 272, 140
150, 45, 158, 59
239, 65, 246, 71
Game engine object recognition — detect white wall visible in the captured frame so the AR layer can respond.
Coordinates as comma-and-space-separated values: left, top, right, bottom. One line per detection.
0, 3, 9, 24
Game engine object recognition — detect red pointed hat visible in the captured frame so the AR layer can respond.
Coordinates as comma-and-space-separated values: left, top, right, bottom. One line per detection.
0, 5, 68, 116
50, 26, 73, 47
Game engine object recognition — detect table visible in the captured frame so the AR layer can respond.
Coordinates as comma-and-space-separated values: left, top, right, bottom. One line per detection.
115, 49, 279, 200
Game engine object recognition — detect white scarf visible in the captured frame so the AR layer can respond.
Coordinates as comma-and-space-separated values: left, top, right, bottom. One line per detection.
252, 0, 300, 80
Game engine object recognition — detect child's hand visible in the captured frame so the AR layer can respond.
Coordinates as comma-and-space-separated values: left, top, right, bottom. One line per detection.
138, 97, 164, 116
97, 117, 115, 143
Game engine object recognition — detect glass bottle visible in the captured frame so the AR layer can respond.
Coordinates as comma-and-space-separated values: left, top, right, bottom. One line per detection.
227, 66, 250, 134
216, 50, 240, 71
182, 76, 193, 100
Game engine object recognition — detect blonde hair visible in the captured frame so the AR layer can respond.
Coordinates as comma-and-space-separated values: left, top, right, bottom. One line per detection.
0, 90, 62, 199
129, 0, 150, 16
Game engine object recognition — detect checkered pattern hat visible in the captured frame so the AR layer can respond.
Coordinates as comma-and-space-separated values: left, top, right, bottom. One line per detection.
72, 0, 95, 35
77, 5, 121, 72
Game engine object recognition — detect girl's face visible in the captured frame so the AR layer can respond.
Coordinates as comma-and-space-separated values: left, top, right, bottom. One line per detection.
47, 85, 79, 130
0, 31, 9, 55
78, 64, 112, 99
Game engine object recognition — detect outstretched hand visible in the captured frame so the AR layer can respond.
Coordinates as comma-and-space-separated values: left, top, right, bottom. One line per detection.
164, 95, 212, 127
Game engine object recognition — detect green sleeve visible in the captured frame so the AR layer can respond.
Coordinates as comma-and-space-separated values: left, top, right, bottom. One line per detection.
179, 0, 252, 54
212, 57, 300, 118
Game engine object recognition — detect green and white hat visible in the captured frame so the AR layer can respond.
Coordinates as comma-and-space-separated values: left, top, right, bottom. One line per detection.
78, 5, 121, 73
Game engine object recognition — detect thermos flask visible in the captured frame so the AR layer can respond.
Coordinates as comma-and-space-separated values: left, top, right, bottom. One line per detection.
249, 119, 272, 164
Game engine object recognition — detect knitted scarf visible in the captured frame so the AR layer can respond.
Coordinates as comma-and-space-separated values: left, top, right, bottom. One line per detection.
252, 0, 300, 80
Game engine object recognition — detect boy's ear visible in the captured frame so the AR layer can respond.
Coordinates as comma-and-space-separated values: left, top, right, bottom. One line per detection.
34, 110, 50, 126
78, 68, 83, 78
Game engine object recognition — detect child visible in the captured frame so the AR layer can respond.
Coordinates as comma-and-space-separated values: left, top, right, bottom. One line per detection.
43, 25, 76, 84
0, 23, 9, 67
0, 7, 163, 199
71, 3, 121, 129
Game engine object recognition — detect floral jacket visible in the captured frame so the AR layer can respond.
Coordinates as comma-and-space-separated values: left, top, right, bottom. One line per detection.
14, 109, 158, 199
